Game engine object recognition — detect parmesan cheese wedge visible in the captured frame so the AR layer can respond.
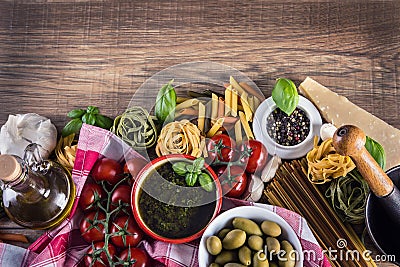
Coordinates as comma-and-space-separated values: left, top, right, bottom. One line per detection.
299, 77, 400, 171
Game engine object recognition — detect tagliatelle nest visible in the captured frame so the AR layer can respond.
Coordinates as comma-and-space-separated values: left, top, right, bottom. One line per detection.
55, 133, 77, 171
155, 119, 205, 157
306, 137, 356, 184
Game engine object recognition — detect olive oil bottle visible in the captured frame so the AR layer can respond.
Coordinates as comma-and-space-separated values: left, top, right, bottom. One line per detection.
0, 144, 75, 229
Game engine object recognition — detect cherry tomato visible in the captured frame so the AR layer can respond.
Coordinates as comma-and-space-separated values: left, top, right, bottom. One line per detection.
207, 134, 236, 163
118, 248, 149, 267
84, 241, 116, 267
110, 184, 131, 211
110, 215, 144, 248
80, 211, 106, 243
217, 165, 248, 198
240, 140, 268, 174
91, 158, 123, 185
123, 157, 148, 180
79, 183, 105, 211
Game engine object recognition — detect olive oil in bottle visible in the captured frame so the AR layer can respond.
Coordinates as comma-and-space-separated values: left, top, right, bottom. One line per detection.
0, 149, 75, 229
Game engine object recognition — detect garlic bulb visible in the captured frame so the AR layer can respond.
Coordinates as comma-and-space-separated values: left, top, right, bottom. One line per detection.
261, 155, 282, 183
0, 113, 57, 159
320, 123, 337, 141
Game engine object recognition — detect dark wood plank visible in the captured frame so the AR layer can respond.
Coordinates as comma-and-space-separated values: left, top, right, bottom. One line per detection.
0, 1, 399, 266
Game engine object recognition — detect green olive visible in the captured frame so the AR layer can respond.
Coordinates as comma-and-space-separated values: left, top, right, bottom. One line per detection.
266, 237, 280, 254
224, 264, 247, 267
260, 221, 282, 237
218, 228, 232, 239
215, 250, 238, 265
232, 217, 263, 236
238, 245, 252, 266
206, 236, 223, 255
270, 263, 279, 267
278, 240, 296, 267
209, 264, 221, 267
253, 251, 270, 267
222, 229, 246, 250
248, 235, 264, 251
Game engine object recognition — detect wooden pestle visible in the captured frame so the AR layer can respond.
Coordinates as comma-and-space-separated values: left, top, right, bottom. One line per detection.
332, 125, 394, 197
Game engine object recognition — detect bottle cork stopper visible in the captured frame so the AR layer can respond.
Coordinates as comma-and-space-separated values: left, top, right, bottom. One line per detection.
0, 155, 22, 182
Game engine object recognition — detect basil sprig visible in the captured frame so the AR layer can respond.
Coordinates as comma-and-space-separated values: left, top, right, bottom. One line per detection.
272, 78, 299, 116
155, 80, 176, 123
172, 157, 214, 192
365, 136, 386, 169
62, 106, 113, 137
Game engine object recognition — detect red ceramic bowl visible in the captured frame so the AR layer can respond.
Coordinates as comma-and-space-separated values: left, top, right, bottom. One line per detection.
131, 154, 223, 244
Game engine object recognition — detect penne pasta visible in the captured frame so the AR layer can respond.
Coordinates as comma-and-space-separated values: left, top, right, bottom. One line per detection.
248, 95, 255, 113
240, 91, 253, 122
234, 120, 243, 145
175, 99, 200, 111
253, 95, 261, 111
229, 76, 246, 95
224, 85, 232, 116
231, 88, 238, 117
207, 118, 224, 137
211, 93, 218, 121
217, 97, 224, 119
198, 102, 205, 133
239, 111, 254, 140
175, 108, 198, 118
239, 81, 265, 102
176, 96, 190, 104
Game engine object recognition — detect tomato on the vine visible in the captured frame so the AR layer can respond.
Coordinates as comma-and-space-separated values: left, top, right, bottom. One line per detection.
118, 248, 149, 267
123, 157, 148, 180
84, 241, 116, 267
79, 183, 105, 211
91, 158, 123, 185
110, 184, 131, 211
217, 165, 248, 198
240, 139, 268, 174
207, 134, 236, 163
110, 215, 144, 248
80, 211, 106, 243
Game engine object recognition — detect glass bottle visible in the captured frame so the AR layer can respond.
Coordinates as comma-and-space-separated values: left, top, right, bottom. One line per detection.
0, 144, 76, 229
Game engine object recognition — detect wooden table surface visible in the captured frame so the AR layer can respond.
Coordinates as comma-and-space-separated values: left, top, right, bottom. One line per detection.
0, 1, 399, 266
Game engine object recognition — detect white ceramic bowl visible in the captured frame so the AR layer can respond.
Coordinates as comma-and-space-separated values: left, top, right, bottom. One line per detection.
253, 96, 322, 159
198, 206, 304, 267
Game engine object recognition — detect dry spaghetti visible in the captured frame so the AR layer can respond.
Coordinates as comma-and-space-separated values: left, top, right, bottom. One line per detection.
306, 137, 356, 184
155, 119, 204, 157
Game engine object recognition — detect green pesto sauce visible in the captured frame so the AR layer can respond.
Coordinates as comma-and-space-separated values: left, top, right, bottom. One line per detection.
138, 162, 216, 239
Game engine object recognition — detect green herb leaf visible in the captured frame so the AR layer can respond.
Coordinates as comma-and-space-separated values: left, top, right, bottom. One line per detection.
365, 136, 386, 169
172, 162, 189, 176
87, 106, 99, 114
155, 80, 176, 123
185, 172, 198, 187
95, 114, 114, 130
199, 173, 214, 192
272, 78, 299, 116
192, 157, 205, 172
82, 113, 96, 125
61, 118, 83, 137
67, 109, 86, 119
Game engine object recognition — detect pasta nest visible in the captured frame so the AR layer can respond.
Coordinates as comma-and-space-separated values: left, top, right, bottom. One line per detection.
307, 137, 356, 184
156, 120, 205, 157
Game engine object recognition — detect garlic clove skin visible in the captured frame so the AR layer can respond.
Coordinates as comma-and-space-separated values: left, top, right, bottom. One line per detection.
243, 174, 264, 202
261, 155, 282, 183
0, 113, 57, 159
320, 123, 337, 141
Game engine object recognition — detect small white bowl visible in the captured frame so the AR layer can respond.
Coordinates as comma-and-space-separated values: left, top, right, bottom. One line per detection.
198, 206, 303, 267
253, 96, 322, 159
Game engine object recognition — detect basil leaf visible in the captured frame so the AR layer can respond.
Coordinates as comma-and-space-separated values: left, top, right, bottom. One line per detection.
82, 113, 96, 125
67, 109, 85, 119
172, 162, 188, 176
272, 78, 299, 116
185, 172, 198, 187
155, 80, 176, 123
192, 157, 205, 172
95, 114, 114, 130
199, 173, 214, 192
365, 136, 386, 169
87, 106, 99, 114
61, 118, 83, 137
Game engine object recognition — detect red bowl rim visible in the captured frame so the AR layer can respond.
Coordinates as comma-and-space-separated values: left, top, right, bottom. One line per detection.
131, 154, 223, 244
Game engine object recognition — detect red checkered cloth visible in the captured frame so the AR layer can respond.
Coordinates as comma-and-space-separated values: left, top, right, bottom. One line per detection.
0, 124, 331, 267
